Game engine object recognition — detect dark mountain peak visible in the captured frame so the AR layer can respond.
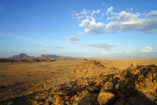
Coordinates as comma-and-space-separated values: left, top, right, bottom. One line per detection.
9, 53, 30, 59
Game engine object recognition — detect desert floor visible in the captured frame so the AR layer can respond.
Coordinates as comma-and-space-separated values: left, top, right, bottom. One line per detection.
0, 58, 157, 102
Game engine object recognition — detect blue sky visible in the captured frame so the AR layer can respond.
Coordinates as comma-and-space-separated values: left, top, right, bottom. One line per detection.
0, 0, 157, 58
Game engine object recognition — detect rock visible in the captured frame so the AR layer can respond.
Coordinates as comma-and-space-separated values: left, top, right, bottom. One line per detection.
52, 95, 64, 105
130, 63, 138, 69
115, 83, 120, 90
129, 69, 140, 75
113, 98, 125, 105
129, 97, 139, 105
35, 92, 48, 100
154, 100, 157, 104
97, 92, 115, 105
7, 102, 13, 105
44, 101, 49, 105
73, 60, 105, 78
46, 96, 53, 103
31, 100, 39, 105
65, 96, 69, 100
101, 81, 113, 91
9, 89, 12, 92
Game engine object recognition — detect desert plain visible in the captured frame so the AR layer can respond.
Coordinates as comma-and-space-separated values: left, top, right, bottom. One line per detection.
0, 58, 157, 105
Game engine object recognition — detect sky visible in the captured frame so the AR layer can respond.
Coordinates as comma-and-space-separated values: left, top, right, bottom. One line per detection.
0, 0, 157, 58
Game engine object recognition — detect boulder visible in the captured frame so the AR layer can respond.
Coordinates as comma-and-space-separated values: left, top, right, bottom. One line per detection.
97, 92, 115, 105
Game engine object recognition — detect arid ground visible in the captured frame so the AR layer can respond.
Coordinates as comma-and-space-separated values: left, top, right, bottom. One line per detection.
0, 58, 157, 105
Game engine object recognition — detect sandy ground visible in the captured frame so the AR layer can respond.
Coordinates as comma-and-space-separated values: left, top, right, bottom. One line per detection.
0, 59, 86, 87
99, 58, 157, 70
1, 58, 157, 87
0, 58, 157, 101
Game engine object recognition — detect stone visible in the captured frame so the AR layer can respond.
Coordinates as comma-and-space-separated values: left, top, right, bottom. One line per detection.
130, 63, 138, 69
129, 97, 138, 105
46, 96, 53, 103
31, 100, 39, 105
131, 69, 140, 75
52, 95, 64, 105
44, 101, 49, 105
65, 96, 69, 100
113, 98, 125, 105
97, 92, 115, 105
7, 102, 13, 105
101, 81, 113, 91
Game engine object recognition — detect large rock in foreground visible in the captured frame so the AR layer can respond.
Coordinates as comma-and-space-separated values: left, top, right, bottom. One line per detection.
97, 92, 115, 105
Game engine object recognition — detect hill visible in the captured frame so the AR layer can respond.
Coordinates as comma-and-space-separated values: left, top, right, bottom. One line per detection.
9, 53, 31, 59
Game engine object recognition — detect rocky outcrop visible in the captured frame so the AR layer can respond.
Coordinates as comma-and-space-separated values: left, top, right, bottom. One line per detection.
72, 60, 106, 78
111, 64, 157, 105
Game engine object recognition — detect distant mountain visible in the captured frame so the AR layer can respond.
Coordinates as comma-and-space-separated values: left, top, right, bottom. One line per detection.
9, 53, 31, 59
38, 54, 60, 59
6, 53, 77, 61
0, 53, 81, 62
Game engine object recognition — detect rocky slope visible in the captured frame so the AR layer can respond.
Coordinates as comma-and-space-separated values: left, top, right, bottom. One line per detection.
0, 60, 157, 105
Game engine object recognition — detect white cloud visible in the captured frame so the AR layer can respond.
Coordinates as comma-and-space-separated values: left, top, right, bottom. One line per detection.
100, 50, 122, 55
66, 36, 80, 43
75, 7, 157, 34
81, 9, 88, 15
105, 7, 157, 33
130, 8, 133, 11
75, 9, 105, 34
146, 10, 157, 18
79, 17, 105, 34
87, 42, 114, 49
141, 46, 157, 52
91, 9, 101, 16
106, 6, 113, 15
100, 50, 135, 56
79, 18, 90, 27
